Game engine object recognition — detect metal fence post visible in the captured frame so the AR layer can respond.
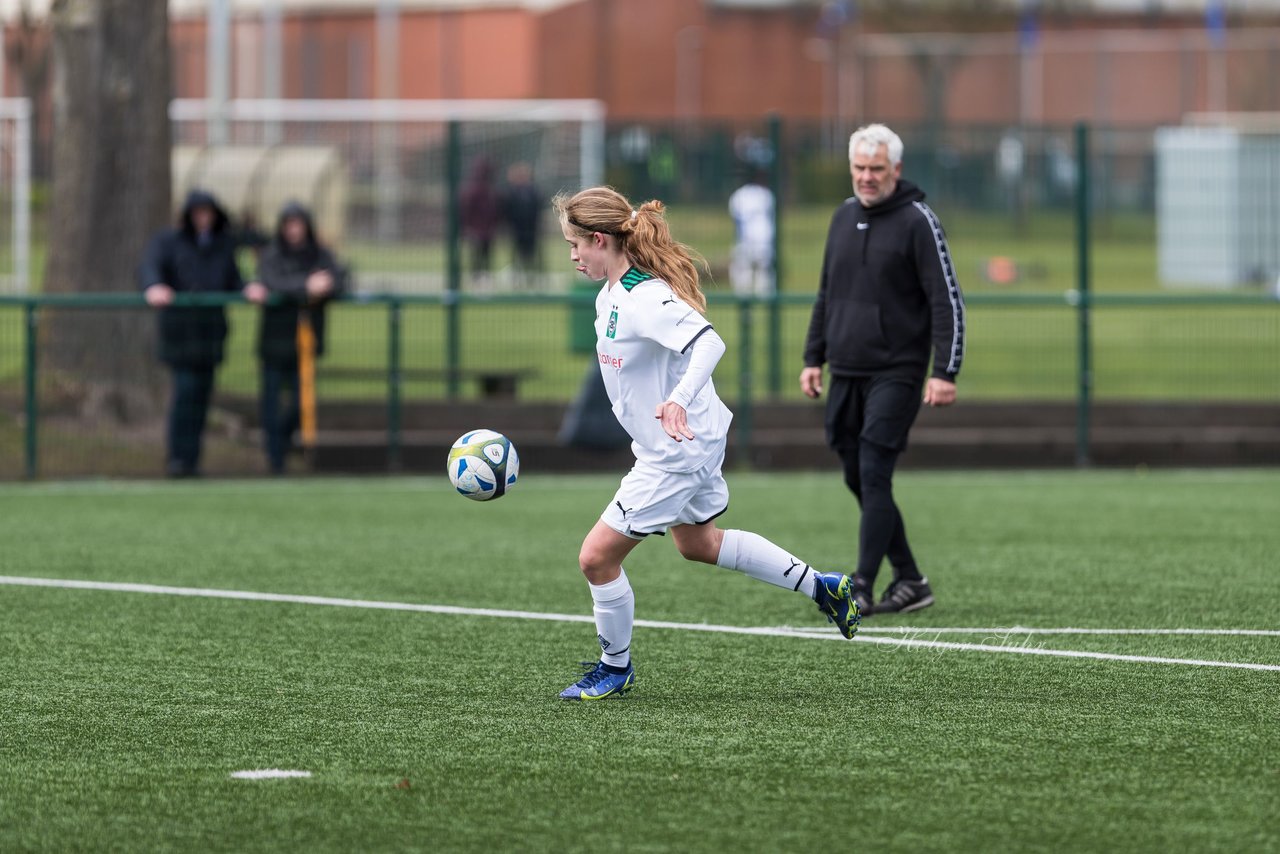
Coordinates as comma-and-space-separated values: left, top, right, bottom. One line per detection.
767, 112, 784, 398
737, 297, 754, 466
445, 119, 463, 399
387, 298, 403, 472
23, 300, 37, 479
1074, 122, 1093, 467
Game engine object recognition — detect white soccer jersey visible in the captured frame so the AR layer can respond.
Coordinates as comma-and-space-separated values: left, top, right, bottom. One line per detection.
595, 267, 733, 472
729, 183, 775, 249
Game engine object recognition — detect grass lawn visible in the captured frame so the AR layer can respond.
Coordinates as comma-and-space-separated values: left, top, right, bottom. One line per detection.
335, 207, 1172, 298
1, 470, 1278, 852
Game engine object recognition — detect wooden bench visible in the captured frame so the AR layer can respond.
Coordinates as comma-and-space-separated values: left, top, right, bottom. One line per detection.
321, 366, 539, 400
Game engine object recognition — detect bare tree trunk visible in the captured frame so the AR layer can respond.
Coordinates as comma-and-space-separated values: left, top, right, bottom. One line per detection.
42, 0, 170, 423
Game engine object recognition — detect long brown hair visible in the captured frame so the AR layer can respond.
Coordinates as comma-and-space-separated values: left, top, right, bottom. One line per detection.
554, 187, 709, 312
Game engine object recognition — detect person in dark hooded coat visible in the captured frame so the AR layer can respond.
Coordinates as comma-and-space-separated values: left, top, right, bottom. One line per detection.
243, 202, 347, 474
138, 189, 247, 477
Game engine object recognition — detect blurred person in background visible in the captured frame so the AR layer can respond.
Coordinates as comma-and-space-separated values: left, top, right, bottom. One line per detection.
460, 156, 501, 283
139, 189, 245, 478
727, 168, 775, 298
801, 123, 966, 616
502, 161, 543, 287
244, 202, 347, 475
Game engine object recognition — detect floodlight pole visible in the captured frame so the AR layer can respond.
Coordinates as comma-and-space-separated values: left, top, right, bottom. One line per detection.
375, 0, 401, 241
445, 120, 462, 400
207, 0, 231, 146
1073, 122, 1092, 468
13, 98, 30, 293
262, 0, 283, 145
580, 102, 606, 186
738, 298, 754, 462
767, 112, 783, 397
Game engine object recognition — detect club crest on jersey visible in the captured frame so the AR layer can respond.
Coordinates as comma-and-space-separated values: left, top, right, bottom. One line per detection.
606, 309, 619, 339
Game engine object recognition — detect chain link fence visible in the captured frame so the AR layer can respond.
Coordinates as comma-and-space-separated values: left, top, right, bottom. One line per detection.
2, 107, 1279, 477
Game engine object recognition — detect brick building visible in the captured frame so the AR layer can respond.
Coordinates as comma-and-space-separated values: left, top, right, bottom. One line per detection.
160, 0, 1280, 126
4, 0, 1280, 124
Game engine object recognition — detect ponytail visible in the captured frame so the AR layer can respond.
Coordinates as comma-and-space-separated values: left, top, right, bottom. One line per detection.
620, 200, 707, 312
555, 187, 709, 312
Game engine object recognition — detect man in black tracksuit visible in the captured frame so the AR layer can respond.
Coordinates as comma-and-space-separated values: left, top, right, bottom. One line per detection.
801, 124, 965, 616
139, 190, 246, 478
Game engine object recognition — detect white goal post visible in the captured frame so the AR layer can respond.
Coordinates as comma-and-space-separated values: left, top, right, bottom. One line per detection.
168, 98, 607, 292
169, 97, 606, 190
0, 98, 31, 293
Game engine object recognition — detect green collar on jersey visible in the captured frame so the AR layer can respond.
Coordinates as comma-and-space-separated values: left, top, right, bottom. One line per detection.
619, 266, 655, 291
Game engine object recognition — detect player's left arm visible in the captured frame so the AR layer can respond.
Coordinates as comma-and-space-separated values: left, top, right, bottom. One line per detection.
913, 207, 966, 406
656, 327, 725, 441
639, 286, 724, 441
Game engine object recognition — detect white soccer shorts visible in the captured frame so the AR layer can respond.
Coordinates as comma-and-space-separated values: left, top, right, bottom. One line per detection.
601, 445, 730, 539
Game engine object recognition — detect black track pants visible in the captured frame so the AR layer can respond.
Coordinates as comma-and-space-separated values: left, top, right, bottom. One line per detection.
167, 366, 215, 473
824, 374, 923, 584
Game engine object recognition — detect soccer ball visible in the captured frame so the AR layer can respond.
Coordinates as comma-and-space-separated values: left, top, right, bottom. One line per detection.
447, 429, 519, 501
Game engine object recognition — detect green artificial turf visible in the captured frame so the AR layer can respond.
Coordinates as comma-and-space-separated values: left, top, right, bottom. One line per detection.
1, 471, 1278, 853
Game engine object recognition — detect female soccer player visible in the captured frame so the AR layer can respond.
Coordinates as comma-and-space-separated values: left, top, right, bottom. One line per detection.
554, 187, 859, 701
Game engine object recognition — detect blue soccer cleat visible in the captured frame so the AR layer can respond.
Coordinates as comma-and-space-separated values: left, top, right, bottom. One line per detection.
559, 660, 636, 701
813, 572, 861, 639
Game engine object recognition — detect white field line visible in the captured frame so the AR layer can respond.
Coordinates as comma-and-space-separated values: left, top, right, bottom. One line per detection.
794, 626, 1280, 638
3, 575, 1279, 674
229, 770, 311, 780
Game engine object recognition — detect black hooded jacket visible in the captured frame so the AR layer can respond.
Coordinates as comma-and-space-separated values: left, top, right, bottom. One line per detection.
803, 180, 965, 382
137, 190, 245, 368
254, 203, 347, 366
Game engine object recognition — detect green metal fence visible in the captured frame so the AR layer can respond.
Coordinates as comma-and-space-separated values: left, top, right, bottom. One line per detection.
3, 117, 1280, 478
1, 289, 1277, 479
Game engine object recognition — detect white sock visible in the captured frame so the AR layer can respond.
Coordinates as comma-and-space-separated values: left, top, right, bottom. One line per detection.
715, 529, 818, 597
589, 569, 634, 668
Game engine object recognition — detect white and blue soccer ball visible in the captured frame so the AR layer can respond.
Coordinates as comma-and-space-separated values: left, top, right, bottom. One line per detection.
447, 429, 519, 501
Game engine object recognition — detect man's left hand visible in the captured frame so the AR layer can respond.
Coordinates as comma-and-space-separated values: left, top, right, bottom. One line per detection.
923, 378, 957, 407
306, 270, 335, 301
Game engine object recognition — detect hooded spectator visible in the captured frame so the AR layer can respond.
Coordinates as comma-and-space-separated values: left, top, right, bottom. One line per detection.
243, 202, 348, 474
138, 189, 246, 477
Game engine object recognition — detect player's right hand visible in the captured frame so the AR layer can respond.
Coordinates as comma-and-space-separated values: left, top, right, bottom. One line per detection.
800, 366, 823, 399
655, 400, 695, 442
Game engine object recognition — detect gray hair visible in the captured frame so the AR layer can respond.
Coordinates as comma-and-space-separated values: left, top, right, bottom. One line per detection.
849, 124, 904, 166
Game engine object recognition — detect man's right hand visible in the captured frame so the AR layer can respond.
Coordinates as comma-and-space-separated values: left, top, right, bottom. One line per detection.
800, 366, 824, 399
243, 282, 269, 304
144, 283, 174, 307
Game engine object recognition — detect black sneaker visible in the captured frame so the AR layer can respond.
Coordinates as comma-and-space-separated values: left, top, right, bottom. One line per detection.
850, 575, 875, 617
871, 576, 934, 614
